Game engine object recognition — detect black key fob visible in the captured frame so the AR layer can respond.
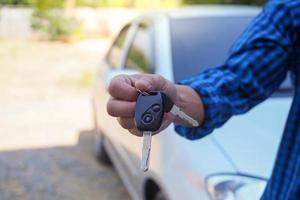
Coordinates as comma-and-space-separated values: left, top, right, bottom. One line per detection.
134, 92, 164, 132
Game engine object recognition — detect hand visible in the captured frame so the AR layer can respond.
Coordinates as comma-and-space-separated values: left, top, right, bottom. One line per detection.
107, 74, 177, 136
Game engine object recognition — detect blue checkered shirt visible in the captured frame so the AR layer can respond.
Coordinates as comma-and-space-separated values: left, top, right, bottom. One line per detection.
175, 0, 300, 199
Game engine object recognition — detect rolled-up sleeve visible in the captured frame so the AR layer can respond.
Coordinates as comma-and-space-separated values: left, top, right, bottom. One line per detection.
175, 1, 298, 140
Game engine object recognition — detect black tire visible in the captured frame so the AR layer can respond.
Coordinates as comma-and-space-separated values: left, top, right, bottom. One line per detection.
153, 191, 167, 200
94, 132, 112, 166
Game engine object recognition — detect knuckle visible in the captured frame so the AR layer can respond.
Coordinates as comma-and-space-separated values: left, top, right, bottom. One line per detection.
118, 118, 130, 129
152, 74, 167, 90
155, 74, 163, 80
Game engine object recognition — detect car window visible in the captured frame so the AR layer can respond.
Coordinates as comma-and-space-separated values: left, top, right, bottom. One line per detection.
171, 17, 253, 82
107, 26, 129, 68
170, 17, 293, 95
125, 23, 153, 73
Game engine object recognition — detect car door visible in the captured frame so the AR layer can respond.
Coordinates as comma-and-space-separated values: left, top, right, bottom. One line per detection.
94, 23, 138, 159
96, 19, 155, 178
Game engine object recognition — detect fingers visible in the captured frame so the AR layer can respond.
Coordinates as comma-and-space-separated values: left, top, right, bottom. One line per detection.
117, 117, 143, 137
107, 73, 177, 137
134, 77, 153, 92
134, 74, 177, 102
108, 75, 138, 101
117, 117, 135, 129
133, 74, 166, 92
107, 98, 135, 117
108, 74, 172, 101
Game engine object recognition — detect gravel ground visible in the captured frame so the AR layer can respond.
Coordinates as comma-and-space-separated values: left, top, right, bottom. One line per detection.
0, 39, 130, 200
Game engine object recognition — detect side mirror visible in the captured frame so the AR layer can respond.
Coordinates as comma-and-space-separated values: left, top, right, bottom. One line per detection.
104, 68, 140, 88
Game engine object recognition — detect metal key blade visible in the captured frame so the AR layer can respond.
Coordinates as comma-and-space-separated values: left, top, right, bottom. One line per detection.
170, 105, 199, 127
141, 131, 152, 172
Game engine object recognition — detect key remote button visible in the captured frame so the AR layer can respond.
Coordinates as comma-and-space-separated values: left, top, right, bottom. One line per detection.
152, 104, 161, 112
142, 113, 153, 124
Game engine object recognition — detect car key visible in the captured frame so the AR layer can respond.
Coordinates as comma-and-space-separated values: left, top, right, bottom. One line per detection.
141, 131, 151, 172
135, 90, 199, 172
135, 91, 164, 172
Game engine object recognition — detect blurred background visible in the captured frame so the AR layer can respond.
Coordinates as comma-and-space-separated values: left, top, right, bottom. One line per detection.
0, 0, 265, 200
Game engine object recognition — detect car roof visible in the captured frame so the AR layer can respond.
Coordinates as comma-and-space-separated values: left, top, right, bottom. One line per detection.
140, 5, 261, 20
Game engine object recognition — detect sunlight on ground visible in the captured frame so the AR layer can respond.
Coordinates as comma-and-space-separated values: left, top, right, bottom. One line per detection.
0, 39, 130, 200
0, 39, 109, 151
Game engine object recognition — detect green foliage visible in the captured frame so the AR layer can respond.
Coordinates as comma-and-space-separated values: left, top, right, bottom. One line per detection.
34, 0, 64, 11
31, 9, 82, 41
76, 0, 103, 7
30, 0, 82, 41
0, 0, 65, 8
0, 0, 34, 6
0, 0, 134, 7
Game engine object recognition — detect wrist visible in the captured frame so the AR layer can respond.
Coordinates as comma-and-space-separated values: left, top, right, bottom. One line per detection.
174, 85, 205, 127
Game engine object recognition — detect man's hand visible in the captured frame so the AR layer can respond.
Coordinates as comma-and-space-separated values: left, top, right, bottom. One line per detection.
107, 74, 204, 136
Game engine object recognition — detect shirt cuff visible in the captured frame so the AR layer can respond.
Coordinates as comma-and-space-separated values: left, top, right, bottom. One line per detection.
174, 74, 219, 140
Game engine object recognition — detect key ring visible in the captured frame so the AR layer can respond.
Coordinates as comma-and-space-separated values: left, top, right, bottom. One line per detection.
136, 88, 150, 96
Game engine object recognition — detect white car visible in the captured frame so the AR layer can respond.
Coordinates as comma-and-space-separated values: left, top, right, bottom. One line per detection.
92, 6, 293, 200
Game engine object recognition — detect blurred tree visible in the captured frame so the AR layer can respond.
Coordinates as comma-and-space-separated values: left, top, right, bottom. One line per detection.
75, 0, 130, 7
31, 0, 82, 41
34, 0, 64, 11
0, 0, 34, 5
76, 0, 101, 7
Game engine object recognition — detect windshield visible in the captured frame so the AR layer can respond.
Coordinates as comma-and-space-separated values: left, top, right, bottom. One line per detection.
170, 17, 293, 95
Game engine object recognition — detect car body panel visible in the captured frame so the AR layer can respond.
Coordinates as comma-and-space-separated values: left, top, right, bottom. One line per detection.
212, 97, 293, 178
150, 129, 236, 200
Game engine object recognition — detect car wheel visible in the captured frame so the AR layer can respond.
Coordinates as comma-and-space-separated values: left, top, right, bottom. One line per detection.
94, 131, 112, 166
153, 191, 167, 200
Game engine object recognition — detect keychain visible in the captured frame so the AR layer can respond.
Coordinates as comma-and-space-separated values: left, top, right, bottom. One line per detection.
134, 90, 199, 172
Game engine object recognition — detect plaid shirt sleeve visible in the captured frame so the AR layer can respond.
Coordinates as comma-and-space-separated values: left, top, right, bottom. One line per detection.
175, 1, 298, 140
